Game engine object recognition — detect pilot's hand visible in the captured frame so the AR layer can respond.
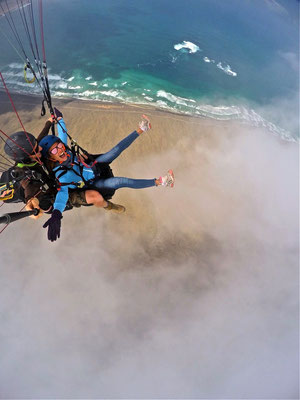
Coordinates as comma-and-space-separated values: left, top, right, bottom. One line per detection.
26, 197, 44, 220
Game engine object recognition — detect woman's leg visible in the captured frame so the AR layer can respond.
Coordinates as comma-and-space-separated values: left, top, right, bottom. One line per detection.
85, 190, 107, 208
95, 131, 139, 164
94, 176, 157, 191
95, 115, 151, 164
85, 189, 125, 213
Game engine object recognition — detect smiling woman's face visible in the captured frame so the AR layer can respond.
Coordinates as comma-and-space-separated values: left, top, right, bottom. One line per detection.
48, 141, 68, 162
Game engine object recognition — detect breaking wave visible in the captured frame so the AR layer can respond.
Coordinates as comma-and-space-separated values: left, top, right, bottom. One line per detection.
174, 41, 200, 53
217, 62, 237, 77
172, 41, 237, 77
203, 57, 215, 63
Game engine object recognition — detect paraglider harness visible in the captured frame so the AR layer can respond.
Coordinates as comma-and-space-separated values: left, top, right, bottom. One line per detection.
54, 141, 115, 201
0, 164, 53, 204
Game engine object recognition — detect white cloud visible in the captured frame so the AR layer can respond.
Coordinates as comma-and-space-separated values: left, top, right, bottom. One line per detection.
279, 50, 299, 72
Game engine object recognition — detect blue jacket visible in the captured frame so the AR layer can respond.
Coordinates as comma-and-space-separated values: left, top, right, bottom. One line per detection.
53, 119, 95, 212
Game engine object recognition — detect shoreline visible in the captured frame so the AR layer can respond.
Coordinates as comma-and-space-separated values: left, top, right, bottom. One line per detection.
0, 88, 296, 143
0, 88, 234, 128
0, 87, 203, 119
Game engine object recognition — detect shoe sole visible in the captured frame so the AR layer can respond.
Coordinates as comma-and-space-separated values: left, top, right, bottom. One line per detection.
168, 169, 174, 188
142, 114, 152, 130
104, 205, 126, 213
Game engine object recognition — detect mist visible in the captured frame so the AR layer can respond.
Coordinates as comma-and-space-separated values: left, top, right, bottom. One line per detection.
0, 117, 298, 398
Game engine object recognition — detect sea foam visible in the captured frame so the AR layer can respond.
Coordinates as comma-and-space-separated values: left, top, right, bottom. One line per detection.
157, 90, 196, 106
203, 56, 215, 63
99, 90, 120, 97
217, 62, 237, 77
174, 41, 200, 54
8, 62, 23, 69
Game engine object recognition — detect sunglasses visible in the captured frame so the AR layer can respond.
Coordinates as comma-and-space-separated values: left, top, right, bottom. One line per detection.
50, 142, 65, 155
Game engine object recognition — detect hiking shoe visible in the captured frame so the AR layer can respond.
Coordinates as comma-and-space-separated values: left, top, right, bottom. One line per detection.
104, 201, 126, 213
139, 114, 151, 132
159, 169, 174, 187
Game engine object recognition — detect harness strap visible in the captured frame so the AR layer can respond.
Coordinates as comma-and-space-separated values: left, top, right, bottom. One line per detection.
55, 165, 86, 189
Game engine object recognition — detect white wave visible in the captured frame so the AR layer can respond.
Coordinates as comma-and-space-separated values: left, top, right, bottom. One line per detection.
144, 96, 154, 101
56, 81, 68, 89
2, 71, 25, 78
80, 90, 97, 96
68, 86, 82, 90
85, 76, 92, 81
8, 62, 23, 69
99, 90, 125, 101
51, 91, 68, 97
121, 81, 128, 86
88, 82, 97, 86
67, 76, 75, 82
174, 41, 200, 54
203, 57, 215, 63
217, 62, 237, 77
4, 81, 34, 88
48, 73, 64, 81
102, 83, 108, 87
157, 90, 196, 106
195, 104, 242, 116
99, 90, 120, 97
4, 65, 64, 83
156, 100, 169, 107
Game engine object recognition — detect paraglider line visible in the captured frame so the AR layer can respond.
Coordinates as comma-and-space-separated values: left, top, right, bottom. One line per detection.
0, 72, 43, 165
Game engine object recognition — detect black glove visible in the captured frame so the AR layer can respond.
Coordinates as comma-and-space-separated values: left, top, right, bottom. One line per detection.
54, 107, 63, 118
43, 209, 62, 242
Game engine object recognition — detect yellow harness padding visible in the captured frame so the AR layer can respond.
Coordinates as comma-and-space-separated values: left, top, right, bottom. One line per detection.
0, 186, 14, 201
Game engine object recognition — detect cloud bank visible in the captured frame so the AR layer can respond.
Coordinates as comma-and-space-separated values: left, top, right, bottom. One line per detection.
0, 120, 298, 399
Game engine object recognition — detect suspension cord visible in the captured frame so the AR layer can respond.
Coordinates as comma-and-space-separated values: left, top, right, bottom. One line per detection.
0, 72, 44, 164
0, 0, 54, 119
0, 136, 15, 166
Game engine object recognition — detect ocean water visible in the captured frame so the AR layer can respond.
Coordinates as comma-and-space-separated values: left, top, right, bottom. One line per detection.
0, 0, 299, 140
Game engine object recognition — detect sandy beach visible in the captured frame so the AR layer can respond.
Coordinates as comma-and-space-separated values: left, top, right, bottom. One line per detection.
0, 90, 298, 398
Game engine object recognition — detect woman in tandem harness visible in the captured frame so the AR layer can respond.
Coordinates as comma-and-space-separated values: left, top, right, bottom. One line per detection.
39, 115, 175, 242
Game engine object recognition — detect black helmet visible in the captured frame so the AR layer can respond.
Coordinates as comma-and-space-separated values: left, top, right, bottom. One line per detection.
4, 131, 37, 162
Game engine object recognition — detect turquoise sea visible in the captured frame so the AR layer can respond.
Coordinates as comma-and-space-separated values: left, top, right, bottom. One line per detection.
0, 0, 299, 140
